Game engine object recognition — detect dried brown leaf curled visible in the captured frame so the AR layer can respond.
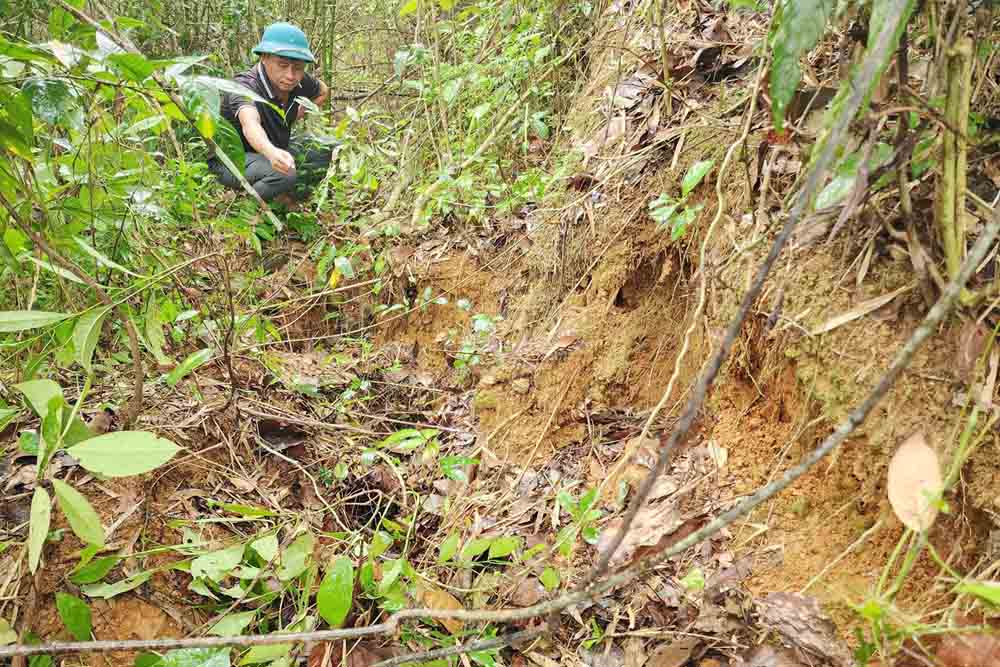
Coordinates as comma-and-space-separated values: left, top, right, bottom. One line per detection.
887, 432, 942, 532
421, 588, 465, 635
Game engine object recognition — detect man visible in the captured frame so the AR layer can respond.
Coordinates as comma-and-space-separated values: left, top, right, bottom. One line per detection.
209, 22, 331, 204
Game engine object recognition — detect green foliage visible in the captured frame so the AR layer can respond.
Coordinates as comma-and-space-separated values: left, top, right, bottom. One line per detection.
53, 479, 104, 547
649, 160, 715, 241
55, 593, 92, 641
27, 487, 50, 574
70, 432, 180, 477
769, 0, 835, 130
317, 557, 354, 628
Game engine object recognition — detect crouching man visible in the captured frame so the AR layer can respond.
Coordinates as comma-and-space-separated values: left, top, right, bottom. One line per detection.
209, 22, 331, 204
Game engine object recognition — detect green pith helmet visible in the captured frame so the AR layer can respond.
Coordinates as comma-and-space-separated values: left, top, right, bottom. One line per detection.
252, 22, 315, 62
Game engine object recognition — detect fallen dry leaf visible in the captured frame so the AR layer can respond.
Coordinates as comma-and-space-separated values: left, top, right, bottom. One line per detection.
597, 503, 684, 570
624, 637, 645, 667
887, 432, 942, 532
309, 641, 394, 667
508, 577, 546, 607
958, 320, 990, 384
811, 284, 914, 335
936, 633, 1000, 667
646, 638, 700, 667
421, 588, 465, 635
754, 593, 852, 667
738, 645, 806, 667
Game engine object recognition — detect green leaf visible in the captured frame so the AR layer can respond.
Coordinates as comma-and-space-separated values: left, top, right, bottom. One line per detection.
14, 380, 63, 418
440, 456, 477, 482
74, 238, 147, 278
277, 532, 314, 581
215, 119, 246, 178
317, 557, 354, 628
70, 431, 180, 477
48, 0, 83, 39
70, 556, 119, 584
0, 37, 57, 64
399, 0, 419, 16
191, 543, 245, 582
488, 536, 520, 559
250, 534, 279, 562
379, 558, 404, 593
28, 487, 51, 574
680, 567, 705, 591
0, 91, 33, 159
73, 307, 110, 373
161, 648, 231, 667
681, 160, 715, 197
769, 0, 836, 130
0, 407, 19, 430
22, 78, 83, 130
0, 617, 16, 645
540, 567, 560, 591
166, 348, 213, 387
460, 537, 493, 561
208, 611, 256, 637
81, 571, 151, 599
106, 53, 157, 82
42, 394, 64, 452
369, 530, 393, 559
240, 644, 290, 665
0, 311, 69, 333
439, 0, 454, 9
55, 592, 92, 641
437, 533, 460, 563
53, 479, 104, 547
143, 298, 172, 366
956, 580, 1000, 606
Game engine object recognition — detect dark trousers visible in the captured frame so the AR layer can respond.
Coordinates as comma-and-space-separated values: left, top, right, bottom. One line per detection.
208, 137, 333, 202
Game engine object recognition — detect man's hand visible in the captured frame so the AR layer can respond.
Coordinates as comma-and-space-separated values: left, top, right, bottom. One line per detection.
267, 148, 296, 175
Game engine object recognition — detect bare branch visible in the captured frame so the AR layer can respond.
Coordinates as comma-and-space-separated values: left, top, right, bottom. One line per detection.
371, 629, 544, 667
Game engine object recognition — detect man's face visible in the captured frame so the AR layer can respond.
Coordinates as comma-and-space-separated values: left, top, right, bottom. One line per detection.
261, 54, 306, 94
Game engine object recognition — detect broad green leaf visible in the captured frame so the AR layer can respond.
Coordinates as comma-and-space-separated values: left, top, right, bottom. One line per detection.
250, 534, 279, 562
55, 592, 91, 641
208, 611, 256, 637
240, 644, 290, 665
48, 0, 83, 39
53, 479, 104, 547
70, 555, 119, 584
440, 456, 477, 482
277, 532, 314, 581
0, 618, 16, 645
769, 0, 836, 130
14, 379, 63, 418
0, 37, 57, 64
956, 580, 1000, 606
399, 0, 419, 16
81, 571, 151, 599
540, 567, 560, 591
70, 431, 180, 477
72, 307, 110, 373
0, 311, 69, 333
166, 348, 213, 387
185, 76, 283, 117
461, 537, 493, 561
439, 0, 454, 8
41, 394, 64, 452
437, 533, 460, 563
28, 487, 51, 574
191, 543, 245, 582
488, 536, 520, 559
196, 110, 216, 140
74, 238, 147, 278
0, 91, 33, 159
317, 557, 354, 628
681, 159, 715, 197
63, 415, 95, 446
160, 647, 231, 667
22, 78, 83, 129
106, 53, 157, 82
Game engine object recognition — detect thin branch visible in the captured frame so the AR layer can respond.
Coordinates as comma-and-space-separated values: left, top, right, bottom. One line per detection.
371, 629, 544, 667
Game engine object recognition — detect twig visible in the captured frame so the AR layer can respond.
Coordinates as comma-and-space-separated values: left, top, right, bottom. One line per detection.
371, 629, 543, 667
586, 0, 914, 583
